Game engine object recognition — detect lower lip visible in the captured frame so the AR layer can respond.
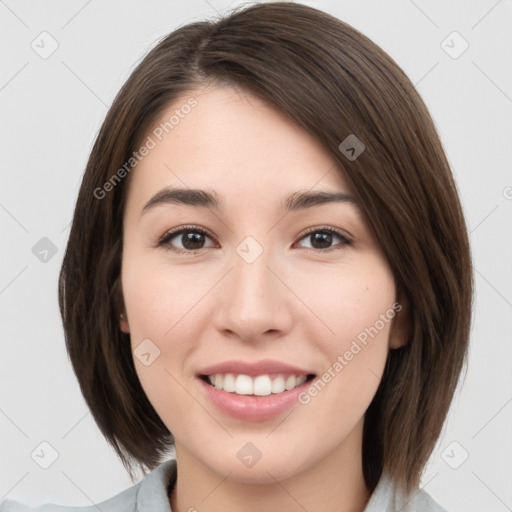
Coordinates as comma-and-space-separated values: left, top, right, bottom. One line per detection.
197, 377, 313, 422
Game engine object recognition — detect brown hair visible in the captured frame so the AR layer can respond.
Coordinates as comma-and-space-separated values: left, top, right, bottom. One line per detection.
58, 1, 473, 496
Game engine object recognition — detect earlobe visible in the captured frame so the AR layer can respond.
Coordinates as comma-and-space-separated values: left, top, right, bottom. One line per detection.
389, 293, 411, 350
119, 312, 130, 333
112, 275, 130, 333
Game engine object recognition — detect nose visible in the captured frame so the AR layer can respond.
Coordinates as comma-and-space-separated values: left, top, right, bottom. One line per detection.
212, 245, 294, 343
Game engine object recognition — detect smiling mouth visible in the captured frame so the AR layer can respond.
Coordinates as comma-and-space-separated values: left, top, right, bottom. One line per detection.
199, 373, 316, 396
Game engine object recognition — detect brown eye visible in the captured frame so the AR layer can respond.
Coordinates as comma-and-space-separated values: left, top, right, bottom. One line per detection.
158, 226, 216, 253
296, 227, 352, 251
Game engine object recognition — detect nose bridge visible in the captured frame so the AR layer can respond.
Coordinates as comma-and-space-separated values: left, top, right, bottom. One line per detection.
234, 243, 274, 305
213, 237, 291, 340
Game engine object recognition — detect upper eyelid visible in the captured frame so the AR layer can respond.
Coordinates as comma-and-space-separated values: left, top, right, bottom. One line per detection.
300, 225, 351, 240
159, 225, 215, 242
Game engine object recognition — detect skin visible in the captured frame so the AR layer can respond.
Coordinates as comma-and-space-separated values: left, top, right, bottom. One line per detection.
119, 84, 409, 512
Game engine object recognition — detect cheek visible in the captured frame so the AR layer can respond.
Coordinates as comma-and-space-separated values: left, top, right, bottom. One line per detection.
298, 258, 396, 346
295, 259, 396, 402
122, 257, 203, 342
121, 256, 219, 411
294, 261, 396, 420
121, 260, 203, 428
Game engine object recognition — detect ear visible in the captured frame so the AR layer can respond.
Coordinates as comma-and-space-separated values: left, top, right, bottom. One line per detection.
119, 312, 130, 334
112, 276, 130, 334
389, 289, 411, 350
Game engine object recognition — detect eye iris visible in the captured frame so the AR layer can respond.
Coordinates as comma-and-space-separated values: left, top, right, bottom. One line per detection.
310, 231, 333, 249
182, 231, 205, 250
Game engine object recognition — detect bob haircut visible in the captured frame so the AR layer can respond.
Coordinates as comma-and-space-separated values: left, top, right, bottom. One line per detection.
58, 1, 473, 497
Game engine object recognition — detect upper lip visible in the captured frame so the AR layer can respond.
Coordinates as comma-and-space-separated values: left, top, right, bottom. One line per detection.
197, 359, 315, 377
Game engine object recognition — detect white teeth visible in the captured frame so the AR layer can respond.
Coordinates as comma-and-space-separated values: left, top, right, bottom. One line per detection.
204, 373, 310, 395
253, 375, 272, 396
296, 375, 307, 386
235, 374, 253, 395
285, 375, 296, 390
223, 373, 236, 392
271, 375, 285, 393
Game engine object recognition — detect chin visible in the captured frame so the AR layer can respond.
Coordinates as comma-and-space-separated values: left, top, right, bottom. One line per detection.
202, 446, 307, 485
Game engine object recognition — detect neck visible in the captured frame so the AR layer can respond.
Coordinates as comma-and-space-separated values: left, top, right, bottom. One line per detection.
169, 419, 371, 512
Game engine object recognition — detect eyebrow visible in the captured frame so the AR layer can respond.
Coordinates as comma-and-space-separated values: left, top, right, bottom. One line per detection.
141, 187, 357, 216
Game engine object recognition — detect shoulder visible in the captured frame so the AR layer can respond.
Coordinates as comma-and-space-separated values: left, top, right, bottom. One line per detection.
364, 471, 450, 512
414, 488, 450, 512
0, 484, 139, 512
0, 459, 177, 512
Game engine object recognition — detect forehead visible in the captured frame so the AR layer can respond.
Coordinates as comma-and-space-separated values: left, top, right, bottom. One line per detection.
125, 85, 352, 209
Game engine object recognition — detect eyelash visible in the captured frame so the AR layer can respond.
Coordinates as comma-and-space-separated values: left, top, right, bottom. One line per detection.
157, 224, 353, 255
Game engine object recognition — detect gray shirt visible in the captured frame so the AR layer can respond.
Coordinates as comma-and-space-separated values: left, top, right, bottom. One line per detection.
0, 459, 448, 511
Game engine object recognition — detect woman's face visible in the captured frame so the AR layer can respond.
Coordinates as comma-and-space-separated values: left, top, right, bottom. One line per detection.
120, 85, 408, 483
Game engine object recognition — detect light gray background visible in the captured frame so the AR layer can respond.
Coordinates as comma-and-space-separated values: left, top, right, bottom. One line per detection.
1, 1, 511, 511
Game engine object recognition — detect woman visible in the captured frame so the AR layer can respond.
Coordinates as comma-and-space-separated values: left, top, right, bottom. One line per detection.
1, 2, 472, 511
